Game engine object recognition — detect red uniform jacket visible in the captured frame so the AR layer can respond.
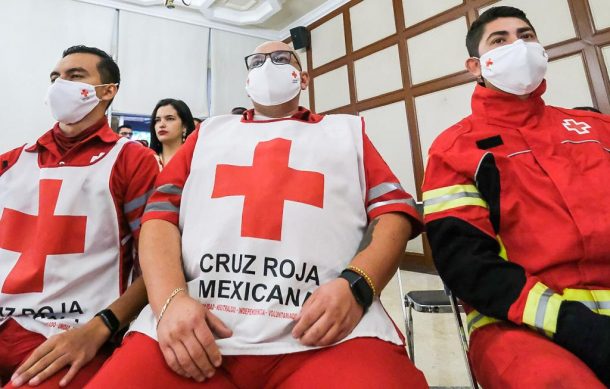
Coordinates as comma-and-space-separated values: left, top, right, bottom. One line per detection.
423, 80, 610, 337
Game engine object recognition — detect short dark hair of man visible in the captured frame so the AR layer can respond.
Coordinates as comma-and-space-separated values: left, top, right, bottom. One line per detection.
193, 118, 203, 124
573, 106, 602, 114
118, 124, 132, 130
466, 6, 537, 57
149, 98, 196, 154
62, 45, 121, 86
231, 107, 247, 115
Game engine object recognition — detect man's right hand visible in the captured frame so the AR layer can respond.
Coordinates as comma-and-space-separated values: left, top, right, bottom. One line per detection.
554, 300, 610, 385
156, 293, 232, 382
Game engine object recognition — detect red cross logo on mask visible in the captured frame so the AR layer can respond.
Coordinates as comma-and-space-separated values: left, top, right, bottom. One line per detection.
562, 118, 591, 135
81, 89, 89, 98
292, 71, 297, 78
212, 138, 324, 241
485, 58, 493, 68
0, 179, 87, 294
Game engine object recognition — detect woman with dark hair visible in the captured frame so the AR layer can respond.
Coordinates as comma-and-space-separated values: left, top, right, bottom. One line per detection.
149, 98, 195, 169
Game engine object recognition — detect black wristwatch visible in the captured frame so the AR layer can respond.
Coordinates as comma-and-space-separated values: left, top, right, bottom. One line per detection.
95, 309, 120, 337
339, 269, 374, 310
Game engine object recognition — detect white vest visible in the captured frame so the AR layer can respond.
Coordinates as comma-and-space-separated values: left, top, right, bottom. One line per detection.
130, 114, 402, 354
0, 138, 128, 338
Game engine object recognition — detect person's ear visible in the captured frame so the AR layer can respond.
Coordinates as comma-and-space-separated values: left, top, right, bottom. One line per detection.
465, 57, 482, 81
99, 83, 118, 103
300, 71, 310, 90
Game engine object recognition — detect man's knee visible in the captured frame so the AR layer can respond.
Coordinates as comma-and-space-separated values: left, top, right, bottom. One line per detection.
469, 323, 604, 389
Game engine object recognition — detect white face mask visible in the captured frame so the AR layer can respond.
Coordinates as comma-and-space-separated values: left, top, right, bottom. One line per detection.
478, 39, 548, 95
46, 78, 113, 124
245, 60, 301, 106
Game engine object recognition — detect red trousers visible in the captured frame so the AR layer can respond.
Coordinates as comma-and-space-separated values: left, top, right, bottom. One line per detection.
0, 319, 112, 389
469, 322, 605, 389
87, 332, 428, 388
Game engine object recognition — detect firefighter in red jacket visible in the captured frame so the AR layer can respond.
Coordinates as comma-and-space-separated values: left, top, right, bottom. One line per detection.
423, 6, 610, 388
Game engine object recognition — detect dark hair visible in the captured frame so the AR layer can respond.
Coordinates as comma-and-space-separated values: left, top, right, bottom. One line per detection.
573, 106, 602, 113
231, 107, 247, 115
193, 117, 203, 124
118, 124, 132, 130
466, 6, 536, 57
149, 98, 196, 154
62, 45, 120, 85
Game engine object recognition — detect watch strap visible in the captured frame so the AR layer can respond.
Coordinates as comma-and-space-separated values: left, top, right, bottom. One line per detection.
339, 269, 374, 310
95, 309, 120, 337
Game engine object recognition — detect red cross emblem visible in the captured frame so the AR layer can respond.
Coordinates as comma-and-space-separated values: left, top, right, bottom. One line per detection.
212, 138, 324, 241
291, 71, 297, 78
485, 58, 493, 68
562, 118, 591, 135
81, 89, 89, 98
0, 179, 87, 294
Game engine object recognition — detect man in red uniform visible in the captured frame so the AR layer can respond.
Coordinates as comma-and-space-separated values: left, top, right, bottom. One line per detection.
423, 6, 610, 388
88, 41, 428, 388
0, 46, 159, 388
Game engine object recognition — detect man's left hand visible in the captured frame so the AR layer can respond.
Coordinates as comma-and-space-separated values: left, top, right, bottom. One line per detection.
291, 278, 364, 346
10, 317, 110, 387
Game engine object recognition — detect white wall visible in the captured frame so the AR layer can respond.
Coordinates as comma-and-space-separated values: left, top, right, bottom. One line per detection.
0, 0, 213, 153
209, 30, 265, 116
112, 11, 210, 118
0, 0, 116, 151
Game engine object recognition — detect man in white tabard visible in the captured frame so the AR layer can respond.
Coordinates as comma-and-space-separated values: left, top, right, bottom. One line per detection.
88, 41, 428, 388
0, 45, 158, 388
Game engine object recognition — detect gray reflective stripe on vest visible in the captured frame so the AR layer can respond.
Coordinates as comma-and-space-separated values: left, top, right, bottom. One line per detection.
535, 288, 555, 329
423, 190, 483, 207
120, 233, 132, 246
145, 201, 179, 213
129, 218, 141, 231
156, 184, 183, 195
367, 182, 403, 202
123, 189, 153, 214
366, 198, 416, 213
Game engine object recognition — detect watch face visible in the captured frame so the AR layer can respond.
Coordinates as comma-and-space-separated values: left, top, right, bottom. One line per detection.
340, 270, 373, 308
353, 277, 373, 307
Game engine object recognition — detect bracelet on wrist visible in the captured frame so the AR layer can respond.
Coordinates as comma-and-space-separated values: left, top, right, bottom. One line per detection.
156, 287, 186, 328
346, 265, 377, 296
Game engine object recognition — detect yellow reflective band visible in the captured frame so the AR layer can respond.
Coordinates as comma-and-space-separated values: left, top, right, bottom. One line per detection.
571, 289, 610, 304
561, 288, 610, 314
497, 235, 508, 260
423, 184, 488, 215
522, 282, 563, 335
422, 184, 479, 201
465, 288, 610, 337
466, 310, 501, 335
592, 290, 610, 302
